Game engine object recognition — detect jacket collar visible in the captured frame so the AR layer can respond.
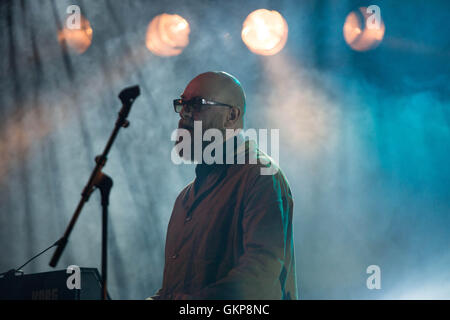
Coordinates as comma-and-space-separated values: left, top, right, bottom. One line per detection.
195, 130, 246, 179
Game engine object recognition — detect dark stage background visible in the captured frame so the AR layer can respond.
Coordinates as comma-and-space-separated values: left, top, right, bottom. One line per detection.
0, 0, 449, 299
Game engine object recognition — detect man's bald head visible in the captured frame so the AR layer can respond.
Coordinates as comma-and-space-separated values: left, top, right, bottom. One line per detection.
182, 71, 246, 128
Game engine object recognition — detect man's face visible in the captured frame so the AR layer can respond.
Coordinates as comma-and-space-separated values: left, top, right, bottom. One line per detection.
174, 71, 244, 162
177, 93, 228, 135
175, 92, 228, 161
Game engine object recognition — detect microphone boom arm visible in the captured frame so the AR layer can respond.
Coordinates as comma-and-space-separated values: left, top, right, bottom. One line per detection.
49, 85, 140, 268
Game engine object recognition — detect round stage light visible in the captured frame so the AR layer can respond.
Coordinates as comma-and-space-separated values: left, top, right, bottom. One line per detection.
146, 14, 190, 57
343, 7, 385, 51
58, 14, 93, 54
241, 9, 288, 56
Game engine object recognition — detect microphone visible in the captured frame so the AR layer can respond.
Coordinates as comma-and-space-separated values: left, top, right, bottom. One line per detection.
116, 85, 140, 128
119, 85, 140, 104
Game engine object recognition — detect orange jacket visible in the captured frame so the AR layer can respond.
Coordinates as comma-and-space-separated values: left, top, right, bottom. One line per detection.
155, 137, 298, 299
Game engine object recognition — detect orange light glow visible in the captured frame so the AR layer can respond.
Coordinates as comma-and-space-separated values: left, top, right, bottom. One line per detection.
58, 14, 93, 54
241, 9, 288, 56
146, 14, 190, 57
343, 7, 385, 52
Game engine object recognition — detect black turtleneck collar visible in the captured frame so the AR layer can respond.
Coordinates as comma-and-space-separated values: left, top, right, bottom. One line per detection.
195, 134, 243, 180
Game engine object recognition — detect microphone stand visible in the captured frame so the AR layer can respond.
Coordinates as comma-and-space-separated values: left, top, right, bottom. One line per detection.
49, 85, 140, 301
96, 171, 113, 300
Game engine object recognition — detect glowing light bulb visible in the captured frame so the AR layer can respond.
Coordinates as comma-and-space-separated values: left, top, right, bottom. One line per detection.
146, 14, 190, 57
58, 14, 93, 54
343, 7, 385, 51
241, 9, 288, 56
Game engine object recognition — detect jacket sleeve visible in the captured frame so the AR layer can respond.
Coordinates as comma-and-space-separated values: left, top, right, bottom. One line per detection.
183, 168, 295, 299
145, 287, 163, 300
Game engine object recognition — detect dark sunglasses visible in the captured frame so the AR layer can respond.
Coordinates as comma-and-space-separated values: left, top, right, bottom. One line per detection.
173, 96, 234, 113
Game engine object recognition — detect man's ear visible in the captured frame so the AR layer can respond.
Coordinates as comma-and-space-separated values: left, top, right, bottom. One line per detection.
225, 107, 240, 127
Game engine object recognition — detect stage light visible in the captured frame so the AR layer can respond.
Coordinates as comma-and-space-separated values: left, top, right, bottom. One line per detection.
146, 14, 190, 57
343, 7, 385, 52
58, 14, 93, 54
241, 9, 288, 56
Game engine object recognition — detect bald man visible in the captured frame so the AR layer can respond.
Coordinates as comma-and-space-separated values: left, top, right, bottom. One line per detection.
151, 71, 297, 300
